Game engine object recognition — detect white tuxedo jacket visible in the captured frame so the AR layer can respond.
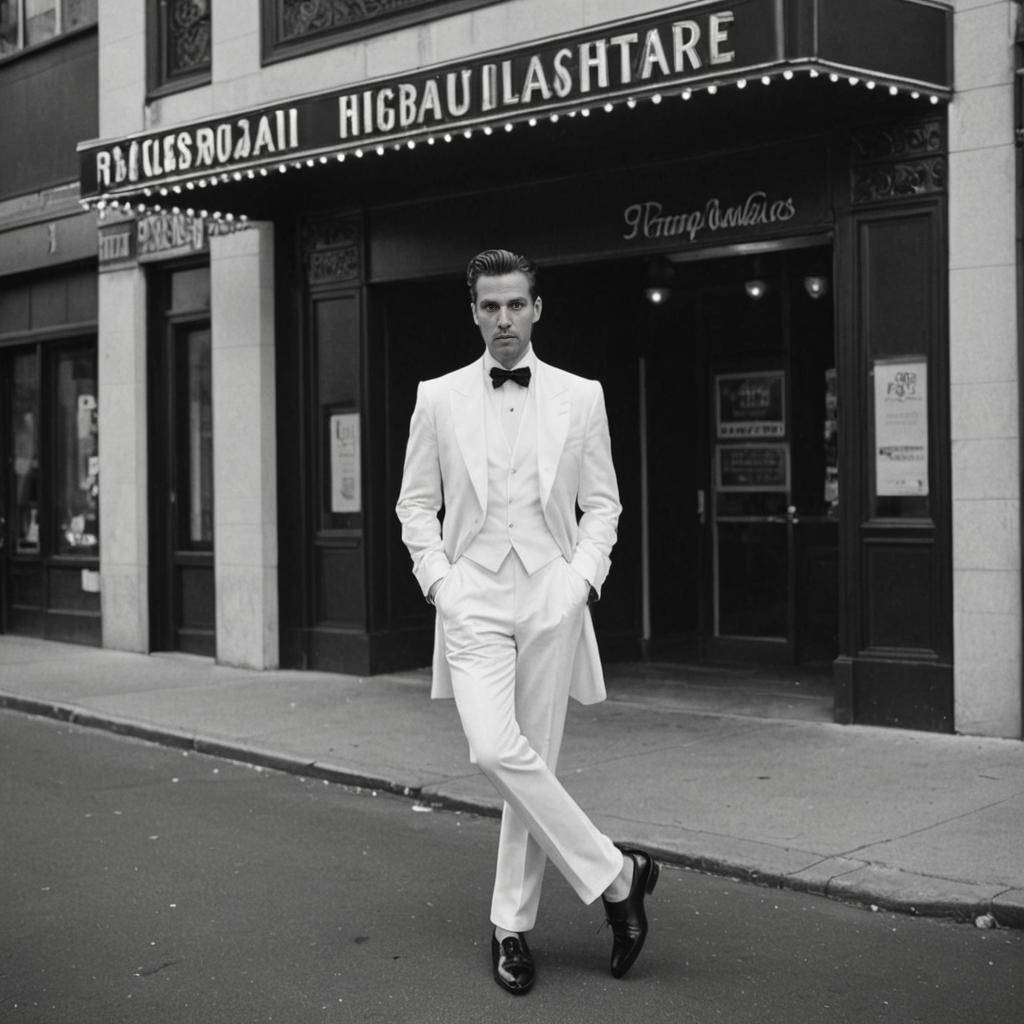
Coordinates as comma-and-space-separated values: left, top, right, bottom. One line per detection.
396, 354, 621, 704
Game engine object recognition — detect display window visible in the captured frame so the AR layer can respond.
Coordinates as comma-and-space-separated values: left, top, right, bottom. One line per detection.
0, 0, 96, 57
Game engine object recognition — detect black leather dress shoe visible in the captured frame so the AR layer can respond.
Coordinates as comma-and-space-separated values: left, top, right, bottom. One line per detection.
602, 844, 660, 978
491, 931, 535, 994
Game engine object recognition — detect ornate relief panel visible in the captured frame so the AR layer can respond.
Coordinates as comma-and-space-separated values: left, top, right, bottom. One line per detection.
850, 119, 946, 205
264, 0, 501, 58
302, 214, 363, 287
149, 0, 211, 93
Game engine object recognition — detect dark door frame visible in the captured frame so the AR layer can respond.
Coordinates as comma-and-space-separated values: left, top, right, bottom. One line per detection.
147, 265, 215, 656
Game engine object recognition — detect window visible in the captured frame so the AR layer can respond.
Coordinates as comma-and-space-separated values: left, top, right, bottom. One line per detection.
0, 0, 96, 57
11, 351, 40, 554
53, 345, 99, 556
149, 0, 211, 96
6, 343, 99, 559
262, 0, 501, 63
181, 326, 213, 548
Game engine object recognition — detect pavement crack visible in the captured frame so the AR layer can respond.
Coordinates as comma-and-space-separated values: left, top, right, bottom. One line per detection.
135, 959, 181, 977
838, 790, 1024, 859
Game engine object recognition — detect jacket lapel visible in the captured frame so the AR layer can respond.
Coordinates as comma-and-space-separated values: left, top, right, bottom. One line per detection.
451, 358, 488, 512
534, 358, 570, 508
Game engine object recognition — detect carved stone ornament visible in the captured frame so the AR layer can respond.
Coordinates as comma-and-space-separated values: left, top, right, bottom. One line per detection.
280, 0, 436, 41
852, 159, 946, 204
850, 119, 946, 204
167, 0, 212, 75
303, 215, 362, 285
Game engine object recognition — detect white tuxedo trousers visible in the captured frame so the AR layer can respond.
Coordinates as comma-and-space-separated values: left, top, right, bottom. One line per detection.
435, 551, 623, 932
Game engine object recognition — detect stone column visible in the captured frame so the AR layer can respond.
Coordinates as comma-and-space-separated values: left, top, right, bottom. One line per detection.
98, 261, 149, 652
948, 0, 1021, 737
209, 221, 279, 669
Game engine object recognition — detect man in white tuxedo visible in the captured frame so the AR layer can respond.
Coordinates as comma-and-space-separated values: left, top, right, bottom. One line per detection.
396, 249, 658, 994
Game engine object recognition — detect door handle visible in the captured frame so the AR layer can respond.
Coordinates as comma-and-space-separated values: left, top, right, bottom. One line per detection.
786, 505, 799, 525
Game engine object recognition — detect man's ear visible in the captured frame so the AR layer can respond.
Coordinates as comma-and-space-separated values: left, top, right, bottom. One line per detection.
533, 296, 542, 322
470, 300, 480, 326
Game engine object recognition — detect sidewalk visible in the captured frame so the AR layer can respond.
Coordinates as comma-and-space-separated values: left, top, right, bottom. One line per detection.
2, 635, 1022, 928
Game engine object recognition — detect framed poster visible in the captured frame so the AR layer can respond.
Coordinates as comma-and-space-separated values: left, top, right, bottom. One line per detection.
716, 443, 790, 492
328, 411, 361, 513
874, 358, 928, 497
716, 371, 786, 439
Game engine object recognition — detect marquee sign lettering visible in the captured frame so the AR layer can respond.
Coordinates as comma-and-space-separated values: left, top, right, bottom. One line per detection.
336, 10, 739, 142
80, 2, 778, 200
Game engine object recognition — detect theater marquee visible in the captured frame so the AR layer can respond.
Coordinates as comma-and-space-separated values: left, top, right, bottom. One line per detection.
78, 0, 951, 206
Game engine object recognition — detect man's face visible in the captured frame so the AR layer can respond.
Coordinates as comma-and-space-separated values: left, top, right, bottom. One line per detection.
471, 271, 542, 369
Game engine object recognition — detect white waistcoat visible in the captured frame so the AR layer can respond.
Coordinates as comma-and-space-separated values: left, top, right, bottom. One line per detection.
462, 385, 561, 574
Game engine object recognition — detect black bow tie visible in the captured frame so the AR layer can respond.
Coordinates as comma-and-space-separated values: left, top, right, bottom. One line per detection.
490, 366, 531, 389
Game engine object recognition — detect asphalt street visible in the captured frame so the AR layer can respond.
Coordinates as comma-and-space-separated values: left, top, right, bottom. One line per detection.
2, 710, 1022, 1024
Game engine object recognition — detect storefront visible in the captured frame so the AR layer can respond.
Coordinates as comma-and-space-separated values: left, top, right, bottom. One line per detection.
79, 1, 962, 731
1, 18, 99, 646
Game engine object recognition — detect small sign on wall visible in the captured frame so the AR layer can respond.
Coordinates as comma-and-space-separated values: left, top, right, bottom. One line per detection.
874, 358, 928, 497
716, 371, 786, 439
329, 412, 361, 513
716, 443, 790, 492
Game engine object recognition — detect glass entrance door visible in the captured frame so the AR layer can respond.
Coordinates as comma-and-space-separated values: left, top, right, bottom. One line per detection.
702, 248, 838, 664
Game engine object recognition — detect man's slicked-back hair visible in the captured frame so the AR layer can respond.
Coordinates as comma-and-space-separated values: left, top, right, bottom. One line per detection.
466, 248, 538, 301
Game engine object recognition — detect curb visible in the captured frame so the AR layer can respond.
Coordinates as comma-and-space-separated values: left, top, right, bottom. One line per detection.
3, 692, 1020, 930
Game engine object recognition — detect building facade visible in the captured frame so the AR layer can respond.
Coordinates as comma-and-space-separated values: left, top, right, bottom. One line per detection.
0, 2, 100, 645
52, 0, 1022, 738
